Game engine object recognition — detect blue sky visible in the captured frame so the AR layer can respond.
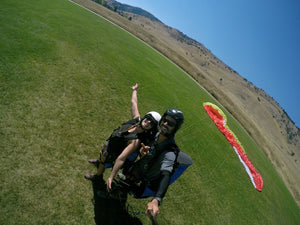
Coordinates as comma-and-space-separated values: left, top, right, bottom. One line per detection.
118, 0, 300, 128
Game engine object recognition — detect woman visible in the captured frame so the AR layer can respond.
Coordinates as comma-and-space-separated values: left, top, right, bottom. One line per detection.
85, 84, 161, 181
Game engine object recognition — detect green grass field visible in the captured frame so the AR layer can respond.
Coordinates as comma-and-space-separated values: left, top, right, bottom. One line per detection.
1, 0, 299, 224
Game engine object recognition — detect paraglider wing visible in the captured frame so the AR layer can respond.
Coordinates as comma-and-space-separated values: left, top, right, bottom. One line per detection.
203, 102, 263, 191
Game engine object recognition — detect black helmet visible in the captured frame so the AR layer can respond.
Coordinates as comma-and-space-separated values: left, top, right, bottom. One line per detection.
160, 108, 184, 135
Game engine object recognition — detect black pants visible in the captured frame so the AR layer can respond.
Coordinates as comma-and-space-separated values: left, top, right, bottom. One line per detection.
91, 176, 142, 225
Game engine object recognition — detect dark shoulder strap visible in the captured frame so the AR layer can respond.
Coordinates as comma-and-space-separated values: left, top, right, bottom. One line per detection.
169, 143, 180, 174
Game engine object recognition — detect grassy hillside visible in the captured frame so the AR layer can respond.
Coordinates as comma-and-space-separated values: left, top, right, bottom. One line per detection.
73, 0, 300, 207
0, 0, 299, 224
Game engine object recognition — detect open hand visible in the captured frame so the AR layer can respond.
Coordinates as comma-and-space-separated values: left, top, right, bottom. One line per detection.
106, 176, 113, 192
131, 83, 139, 91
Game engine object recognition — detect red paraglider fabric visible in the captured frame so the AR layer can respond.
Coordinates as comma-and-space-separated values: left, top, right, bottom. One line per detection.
204, 102, 263, 191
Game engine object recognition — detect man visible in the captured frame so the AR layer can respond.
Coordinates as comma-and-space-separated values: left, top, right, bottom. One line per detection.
118, 108, 192, 217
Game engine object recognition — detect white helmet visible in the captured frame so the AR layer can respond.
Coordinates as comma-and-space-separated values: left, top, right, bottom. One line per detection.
144, 111, 161, 128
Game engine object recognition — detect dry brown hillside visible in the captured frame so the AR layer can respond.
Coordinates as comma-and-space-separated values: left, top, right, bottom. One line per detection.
72, 0, 300, 206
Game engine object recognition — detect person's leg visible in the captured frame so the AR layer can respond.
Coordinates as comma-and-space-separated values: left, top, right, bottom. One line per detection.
85, 146, 107, 180
88, 158, 100, 167
95, 151, 106, 175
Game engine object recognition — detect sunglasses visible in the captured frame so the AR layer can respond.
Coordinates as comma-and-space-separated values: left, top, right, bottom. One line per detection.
161, 117, 176, 127
144, 115, 157, 127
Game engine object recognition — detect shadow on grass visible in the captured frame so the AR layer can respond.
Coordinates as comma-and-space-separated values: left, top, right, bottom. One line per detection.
91, 177, 143, 225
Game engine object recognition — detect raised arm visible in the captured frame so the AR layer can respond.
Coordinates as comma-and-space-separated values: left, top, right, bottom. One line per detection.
146, 170, 171, 217
146, 151, 177, 217
131, 83, 140, 119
